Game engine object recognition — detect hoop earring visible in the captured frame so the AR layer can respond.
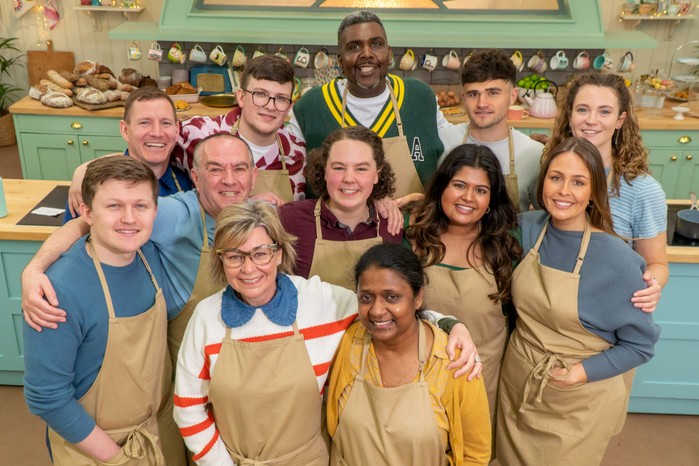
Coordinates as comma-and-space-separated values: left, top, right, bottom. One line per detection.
588, 201, 594, 208
485, 206, 491, 214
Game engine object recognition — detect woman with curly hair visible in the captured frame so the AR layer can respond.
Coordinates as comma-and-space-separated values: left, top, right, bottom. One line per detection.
546, 73, 667, 312
279, 126, 401, 290
405, 144, 522, 439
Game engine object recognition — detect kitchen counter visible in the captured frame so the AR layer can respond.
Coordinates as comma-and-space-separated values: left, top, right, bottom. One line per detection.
0, 179, 70, 241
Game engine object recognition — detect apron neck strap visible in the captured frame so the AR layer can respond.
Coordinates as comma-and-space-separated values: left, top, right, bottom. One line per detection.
534, 218, 592, 275
200, 207, 209, 249
341, 80, 404, 137
169, 167, 183, 192
313, 199, 324, 240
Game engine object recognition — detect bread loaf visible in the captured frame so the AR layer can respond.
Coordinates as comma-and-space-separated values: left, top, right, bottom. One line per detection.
75, 87, 108, 105
41, 91, 74, 108
39, 79, 73, 96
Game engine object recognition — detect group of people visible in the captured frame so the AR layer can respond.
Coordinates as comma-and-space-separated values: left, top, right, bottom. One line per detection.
20, 8, 665, 466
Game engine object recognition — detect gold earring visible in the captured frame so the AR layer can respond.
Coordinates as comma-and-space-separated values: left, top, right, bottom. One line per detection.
485, 206, 491, 214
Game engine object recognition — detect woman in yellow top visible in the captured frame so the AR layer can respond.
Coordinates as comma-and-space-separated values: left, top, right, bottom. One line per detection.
327, 243, 491, 466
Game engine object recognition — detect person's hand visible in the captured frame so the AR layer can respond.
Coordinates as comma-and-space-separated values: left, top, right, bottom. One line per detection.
530, 133, 550, 145
21, 267, 65, 332
249, 192, 286, 208
68, 163, 89, 218
549, 362, 587, 388
631, 272, 661, 313
445, 323, 482, 381
373, 198, 403, 236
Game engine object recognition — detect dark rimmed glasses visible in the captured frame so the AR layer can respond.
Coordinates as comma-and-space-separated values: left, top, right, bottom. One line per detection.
217, 243, 279, 268
242, 89, 292, 112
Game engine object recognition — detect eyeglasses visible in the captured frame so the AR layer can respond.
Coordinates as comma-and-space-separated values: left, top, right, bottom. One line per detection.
217, 243, 279, 268
242, 89, 292, 112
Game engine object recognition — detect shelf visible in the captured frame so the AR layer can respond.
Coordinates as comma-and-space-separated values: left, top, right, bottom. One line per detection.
73, 6, 144, 31
619, 13, 696, 40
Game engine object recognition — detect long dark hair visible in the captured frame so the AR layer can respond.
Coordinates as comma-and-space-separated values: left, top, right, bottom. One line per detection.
406, 144, 521, 304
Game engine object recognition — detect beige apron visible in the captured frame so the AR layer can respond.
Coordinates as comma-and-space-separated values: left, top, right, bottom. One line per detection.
307, 199, 383, 290
208, 322, 328, 465
496, 221, 626, 466
424, 265, 506, 429
464, 127, 519, 211
48, 242, 186, 466
330, 321, 448, 466
342, 84, 424, 198
167, 207, 220, 372
231, 119, 294, 202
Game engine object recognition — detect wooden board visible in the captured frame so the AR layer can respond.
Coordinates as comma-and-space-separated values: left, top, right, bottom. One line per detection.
70, 96, 125, 111
27, 41, 76, 86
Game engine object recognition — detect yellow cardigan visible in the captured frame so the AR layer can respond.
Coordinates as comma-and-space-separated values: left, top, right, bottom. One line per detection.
326, 320, 491, 466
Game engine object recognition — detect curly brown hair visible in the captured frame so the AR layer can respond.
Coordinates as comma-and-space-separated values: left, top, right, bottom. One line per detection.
305, 126, 396, 200
545, 73, 649, 195
406, 144, 521, 304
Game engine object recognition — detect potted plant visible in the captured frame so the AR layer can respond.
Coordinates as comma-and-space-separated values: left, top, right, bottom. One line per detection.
0, 37, 24, 147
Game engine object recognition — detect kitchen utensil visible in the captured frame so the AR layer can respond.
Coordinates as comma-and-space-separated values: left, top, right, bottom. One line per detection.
527, 51, 547, 73
549, 51, 569, 70
128, 42, 142, 61
508, 105, 529, 120
676, 192, 699, 239
168, 43, 186, 64
399, 49, 416, 71
200, 94, 238, 108
442, 50, 460, 70
421, 51, 438, 71
672, 106, 690, 120
520, 79, 558, 119
27, 40, 76, 86
190, 66, 232, 95
510, 50, 524, 72
593, 51, 613, 71
148, 43, 163, 61
189, 45, 207, 64
209, 45, 228, 66
232, 45, 247, 67
573, 51, 590, 70
294, 48, 310, 68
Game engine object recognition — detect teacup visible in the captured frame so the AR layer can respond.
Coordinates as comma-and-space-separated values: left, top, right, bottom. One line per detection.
508, 105, 529, 120
462, 52, 473, 68
421, 52, 438, 72
148, 42, 163, 61
593, 51, 613, 71
399, 49, 416, 71
617, 51, 635, 73
209, 45, 227, 66
168, 43, 186, 64
232, 45, 247, 68
667, 4, 680, 14
528, 51, 547, 73
294, 47, 310, 68
573, 51, 590, 70
128, 42, 142, 61
549, 50, 569, 70
510, 50, 524, 72
253, 47, 266, 59
315, 48, 331, 69
189, 45, 206, 64
442, 50, 460, 71
275, 48, 291, 64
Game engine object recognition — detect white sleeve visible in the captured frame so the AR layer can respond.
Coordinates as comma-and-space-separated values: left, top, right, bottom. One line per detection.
435, 96, 451, 129
286, 108, 306, 143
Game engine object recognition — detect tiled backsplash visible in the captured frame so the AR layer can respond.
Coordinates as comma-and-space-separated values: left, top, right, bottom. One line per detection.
157, 42, 608, 89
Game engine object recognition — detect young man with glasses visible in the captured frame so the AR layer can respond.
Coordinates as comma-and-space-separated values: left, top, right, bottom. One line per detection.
173, 54, 306, 202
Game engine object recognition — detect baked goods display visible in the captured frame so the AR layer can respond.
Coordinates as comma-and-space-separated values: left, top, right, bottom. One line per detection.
165, 81, 198, 95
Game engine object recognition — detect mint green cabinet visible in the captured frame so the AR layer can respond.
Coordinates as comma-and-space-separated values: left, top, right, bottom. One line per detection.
13, 113, 123, 181
643, 131, 698, 199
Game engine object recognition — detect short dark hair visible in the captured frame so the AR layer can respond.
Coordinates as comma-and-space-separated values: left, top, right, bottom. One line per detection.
354, 243, 426, 298
460, 49, 517, 87
240, 55, 294, 90
82, 155, 158, 208
337, 10, 386, 43
305, 126, 395, 200
123, 86, 176, 123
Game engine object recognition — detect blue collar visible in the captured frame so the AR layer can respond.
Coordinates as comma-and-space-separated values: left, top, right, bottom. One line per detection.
221, 273, 298, 327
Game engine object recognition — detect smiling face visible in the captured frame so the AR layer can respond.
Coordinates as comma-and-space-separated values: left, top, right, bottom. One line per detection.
569, 84, 626, 165
440, 165, 491, 231
542, 151, 592, 231
81, 179, 157, 267
337, 21, 391, 98
223, 226, 282, 307
120, 98, 179, 175
462, 80, 517, 138
191, 137, 258, 218
324, 139, 380, 215
357, 265, 423, 345
236, 77, 294, 145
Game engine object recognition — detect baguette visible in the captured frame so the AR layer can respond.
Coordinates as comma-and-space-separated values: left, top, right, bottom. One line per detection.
48, 69, 74, 89
39, 79, 73, 96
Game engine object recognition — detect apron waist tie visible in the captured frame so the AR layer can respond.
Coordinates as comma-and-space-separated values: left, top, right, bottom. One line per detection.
519, 353, 572, 413
107, 419, 165, 466
229, 430, 323, 466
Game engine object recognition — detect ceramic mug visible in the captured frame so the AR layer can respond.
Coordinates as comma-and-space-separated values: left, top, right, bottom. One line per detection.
168, 43, 186, 64
508, 105, 529, 120
442, 50, 460, 71
148, 42, 163, 61
593, 51, 613, 71
573, 51, 591, 70
667, 4, 680, 14
157, 76, 171, 90
510, 50, 524, 72
189, 45, 206, 64
617, 51, 635, 72
399, 49, 416, 71
210, 45, 228, 66
388, 51, 395, 70
275, 48, 291, 64
294, 47, 310, 68
232, 45, 247, 68
528, 51, 547, 73
462, 52, 473, 68
421, 52, 438, 72
253, 47, 266, 59
128, 42, 142, 61
314, 48, 331, 69
549, 50, 569, 70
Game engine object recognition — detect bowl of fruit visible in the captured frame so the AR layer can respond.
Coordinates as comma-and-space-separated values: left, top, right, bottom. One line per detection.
517, 74, 551, 104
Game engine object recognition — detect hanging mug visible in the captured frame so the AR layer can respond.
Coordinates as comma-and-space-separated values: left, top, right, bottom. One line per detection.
148, 42, 163, 61
593, 51, 613, 71
388, 51, 395, 70
232, 45, 247, 68
527, 51, 547, 73
399, 49, 416, 71
294, 47, 310, 68
189, 45, 207, 64
314, 48, 331, 69
617, 51, 635, 73
210, 45, 228, 66
549, 51, 569, 70
128, 42, 142, 61
168, 43, 186, 64
253, 46, 266, 59
510, 50, 524, 72
442, 50, 460, 71
275, 47, 291, 64
573, 51, 590, 70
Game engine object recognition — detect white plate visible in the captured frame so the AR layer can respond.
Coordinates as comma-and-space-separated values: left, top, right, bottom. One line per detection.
675, 58, 699, 66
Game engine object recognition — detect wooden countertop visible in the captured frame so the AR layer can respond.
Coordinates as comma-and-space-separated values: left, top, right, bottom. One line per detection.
10, 95, 699, 131
0, 180, 69, 241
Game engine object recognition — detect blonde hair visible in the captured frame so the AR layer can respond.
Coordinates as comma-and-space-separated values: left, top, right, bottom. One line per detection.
210, 201, 298, 286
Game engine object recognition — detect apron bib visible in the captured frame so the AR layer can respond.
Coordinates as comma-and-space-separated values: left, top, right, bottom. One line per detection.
342, 84, 424, 198
463, 127, 519, 211
307, 199, 383, 290
230, 120, 294, 203
208, 322, 328, 465
424, 265, 506, 430
167, 208, 220, 372
49, 242, 185, 466
330, 321, 448, 466
496, 221, 625, 466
